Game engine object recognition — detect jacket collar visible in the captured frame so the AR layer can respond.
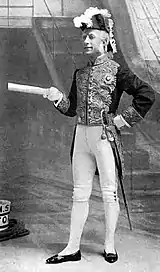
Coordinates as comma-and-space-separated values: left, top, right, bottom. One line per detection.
87, 53, 113, 67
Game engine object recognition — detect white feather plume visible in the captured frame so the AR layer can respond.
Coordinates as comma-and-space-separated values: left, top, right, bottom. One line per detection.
73, 7, 117, 54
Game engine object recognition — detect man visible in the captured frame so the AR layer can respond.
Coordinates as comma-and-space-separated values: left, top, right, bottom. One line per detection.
44, 7, 155, 264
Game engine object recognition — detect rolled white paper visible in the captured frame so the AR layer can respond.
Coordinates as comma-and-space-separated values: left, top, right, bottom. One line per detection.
8, 82, 48, 95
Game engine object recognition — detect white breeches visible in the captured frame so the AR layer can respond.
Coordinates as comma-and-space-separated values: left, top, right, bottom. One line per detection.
72, 125, 118, 203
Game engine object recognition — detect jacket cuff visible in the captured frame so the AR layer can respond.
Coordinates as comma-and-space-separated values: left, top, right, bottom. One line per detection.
121, 105, 143, 127
114, 114, 131, 129
54, 93, 63, 107
54, 93, 70, 113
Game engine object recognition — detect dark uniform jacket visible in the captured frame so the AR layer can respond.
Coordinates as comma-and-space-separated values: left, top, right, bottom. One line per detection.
55, 54, 155, 178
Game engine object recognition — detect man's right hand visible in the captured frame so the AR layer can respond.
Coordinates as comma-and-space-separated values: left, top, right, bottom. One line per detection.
43, 87, 63, 102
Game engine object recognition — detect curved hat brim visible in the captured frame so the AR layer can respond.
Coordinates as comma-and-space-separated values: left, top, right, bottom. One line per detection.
0, 219, 30, 242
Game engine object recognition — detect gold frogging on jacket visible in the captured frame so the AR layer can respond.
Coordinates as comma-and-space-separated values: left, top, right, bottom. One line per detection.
75, 55, 120, 127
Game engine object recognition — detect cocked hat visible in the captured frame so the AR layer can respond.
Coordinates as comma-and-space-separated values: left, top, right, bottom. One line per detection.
73, 7, 117, 54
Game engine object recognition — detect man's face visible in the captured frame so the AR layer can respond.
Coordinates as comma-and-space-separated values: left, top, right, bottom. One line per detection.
82, 29, 108, 57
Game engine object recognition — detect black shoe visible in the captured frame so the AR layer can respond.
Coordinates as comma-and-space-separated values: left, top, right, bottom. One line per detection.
46, 250, 81, 264
104, 250, 118, 263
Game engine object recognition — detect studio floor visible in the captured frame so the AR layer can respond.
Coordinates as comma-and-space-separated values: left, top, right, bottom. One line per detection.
0, 170, 160, 272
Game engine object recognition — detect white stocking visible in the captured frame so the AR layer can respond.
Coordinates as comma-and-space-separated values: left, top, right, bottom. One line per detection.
103, 191, 120, 254
58, 200, 89, 255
